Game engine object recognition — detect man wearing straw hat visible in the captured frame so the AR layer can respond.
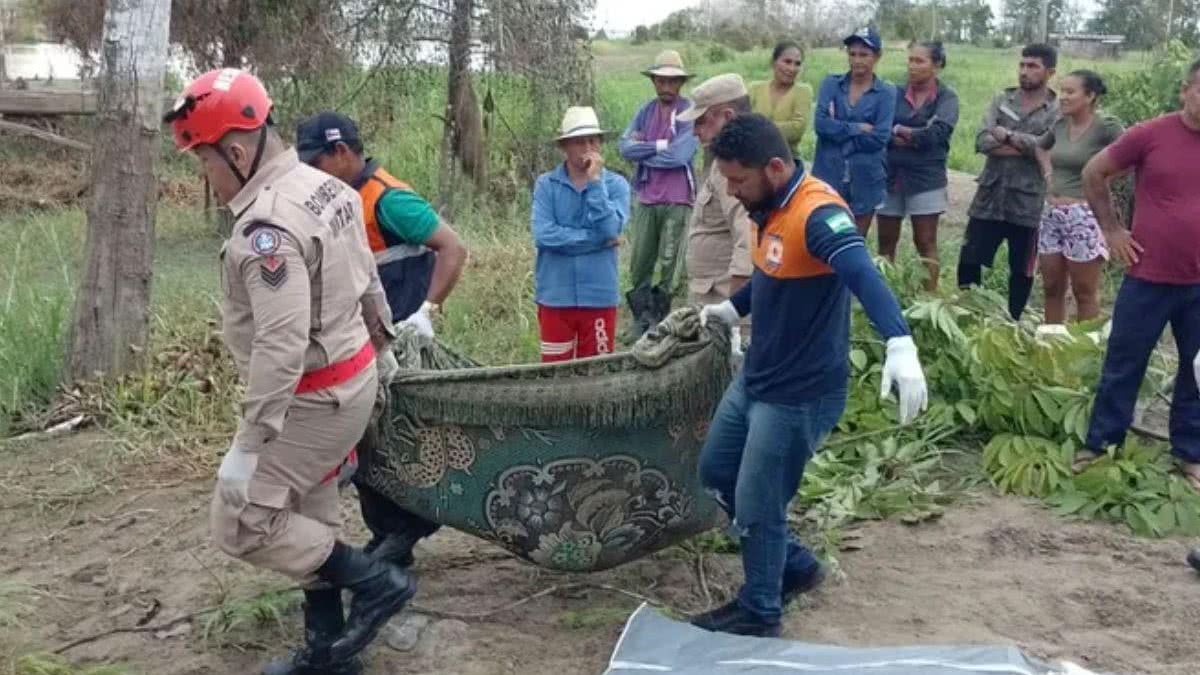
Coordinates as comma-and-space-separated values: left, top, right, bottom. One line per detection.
619, 49, 700, 337
532, 106, 631, 362
677, 73, 754, 346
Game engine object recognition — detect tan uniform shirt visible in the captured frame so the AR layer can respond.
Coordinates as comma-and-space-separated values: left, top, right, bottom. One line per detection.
222, 149, 393, 453
685, 159, 753, 300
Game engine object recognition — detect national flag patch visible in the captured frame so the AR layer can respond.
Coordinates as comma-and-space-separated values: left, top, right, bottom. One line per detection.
825, 211, 856, 234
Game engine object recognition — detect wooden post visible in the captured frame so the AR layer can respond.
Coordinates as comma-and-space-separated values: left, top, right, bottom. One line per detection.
66, 0, 172, 382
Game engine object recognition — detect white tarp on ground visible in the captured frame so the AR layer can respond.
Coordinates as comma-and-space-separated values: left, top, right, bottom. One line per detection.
604, 604, 1104, 675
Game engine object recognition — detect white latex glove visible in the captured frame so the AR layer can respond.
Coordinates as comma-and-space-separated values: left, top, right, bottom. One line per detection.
377, 348, 400, 386
1193, 349, 1200, 399
400, 304, 435, 339
699, 300, 739, 328
1036, 324, 1071, 337
880, 336, 928, 425
217, 448, 258, 509
655, 139, 669, 153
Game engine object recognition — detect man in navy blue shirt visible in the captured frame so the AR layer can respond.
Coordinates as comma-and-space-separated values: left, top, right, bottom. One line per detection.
692, 114, 928, 637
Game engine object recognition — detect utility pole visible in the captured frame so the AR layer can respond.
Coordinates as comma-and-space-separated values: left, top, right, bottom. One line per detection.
1037, 0, 1050, 42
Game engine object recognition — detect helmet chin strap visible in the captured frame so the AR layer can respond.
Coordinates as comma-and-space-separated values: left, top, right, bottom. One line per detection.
214, 126, 269, 187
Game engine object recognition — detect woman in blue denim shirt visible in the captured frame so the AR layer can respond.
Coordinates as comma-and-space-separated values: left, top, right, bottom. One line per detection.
813, 26, 897, 236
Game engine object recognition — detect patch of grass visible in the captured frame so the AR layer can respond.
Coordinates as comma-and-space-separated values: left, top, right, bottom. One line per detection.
200, 589, 302, 648
0, 583, 34, 630
0, 211, 77, 435
11, 654, 136, 675
556, 605, 633, 630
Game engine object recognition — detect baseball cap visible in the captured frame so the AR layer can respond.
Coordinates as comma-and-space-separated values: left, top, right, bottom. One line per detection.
295, 111, 361, 164
844, 26, 883, 53
678, 73, 748, 123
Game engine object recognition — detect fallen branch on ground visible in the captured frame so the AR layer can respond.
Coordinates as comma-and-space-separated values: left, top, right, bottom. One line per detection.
3, 415, 87, 445
53, 581, 669, 653
0, 119, 92, 151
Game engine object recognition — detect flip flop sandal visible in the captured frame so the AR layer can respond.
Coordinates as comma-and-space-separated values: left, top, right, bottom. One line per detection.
1072, 449, 1102, 474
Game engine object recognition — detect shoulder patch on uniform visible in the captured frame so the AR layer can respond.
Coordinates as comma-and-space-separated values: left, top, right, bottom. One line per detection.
250, 228, 281, 255
259, 255, 288, 289
824, 211, 856, 234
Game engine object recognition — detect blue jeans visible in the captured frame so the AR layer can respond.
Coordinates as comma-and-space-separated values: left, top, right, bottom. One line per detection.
698, 375, 847, 623
1086, 277, 1200, 463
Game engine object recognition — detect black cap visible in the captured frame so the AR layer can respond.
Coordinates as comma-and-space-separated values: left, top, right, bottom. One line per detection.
295, 111, 361, 164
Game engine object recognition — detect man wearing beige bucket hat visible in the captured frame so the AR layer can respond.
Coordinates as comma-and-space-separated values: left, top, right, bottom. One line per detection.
678, 74, 754, 345
531, 106, 631, 362
619, 50, 700, 337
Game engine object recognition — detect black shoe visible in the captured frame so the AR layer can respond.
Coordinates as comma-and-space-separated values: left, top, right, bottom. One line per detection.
318, 542, 417, 663
1188, 547, 1200, 572
690, 599, 781, 638
262, 589, 363, 675
366, 532, 420, 568
781, 563, 826, 607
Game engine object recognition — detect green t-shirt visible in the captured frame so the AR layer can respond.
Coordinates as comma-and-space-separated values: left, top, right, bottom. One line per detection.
377, 188, 439, 245
1048, 115, 1124, 199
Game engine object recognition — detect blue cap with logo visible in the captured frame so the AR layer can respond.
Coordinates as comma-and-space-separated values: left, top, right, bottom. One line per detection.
295, 111, 361, 165
844, 26, 883, 53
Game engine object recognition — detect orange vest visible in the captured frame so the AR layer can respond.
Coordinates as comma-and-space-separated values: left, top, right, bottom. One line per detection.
357, 165, 415, 253
752, 174, 849, 279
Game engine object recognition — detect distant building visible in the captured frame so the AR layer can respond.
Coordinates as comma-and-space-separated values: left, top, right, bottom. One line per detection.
1049, 33, 1126, 60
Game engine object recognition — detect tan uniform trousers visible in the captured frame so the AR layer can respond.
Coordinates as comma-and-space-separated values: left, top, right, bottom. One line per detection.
210, 367, 377, 585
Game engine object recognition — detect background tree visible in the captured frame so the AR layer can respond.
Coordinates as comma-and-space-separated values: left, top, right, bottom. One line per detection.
66, 0, 171, 381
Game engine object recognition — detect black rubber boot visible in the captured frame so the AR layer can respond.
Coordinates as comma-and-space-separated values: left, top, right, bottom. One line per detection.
318, 542, 417, 664
366, 531, 422, 568
626, 288, 653, 338
650, 285, 673, 325
262, 589, 362, 675
1188, 546, 1200, 572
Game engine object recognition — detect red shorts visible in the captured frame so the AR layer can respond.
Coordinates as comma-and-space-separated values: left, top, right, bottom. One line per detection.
537, 305, 617, 362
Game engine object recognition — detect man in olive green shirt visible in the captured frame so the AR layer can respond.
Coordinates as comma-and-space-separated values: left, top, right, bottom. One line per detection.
958, 44, 1060, 321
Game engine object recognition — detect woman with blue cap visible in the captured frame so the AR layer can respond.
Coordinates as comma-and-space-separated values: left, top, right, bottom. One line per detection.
813, 26, 897, 237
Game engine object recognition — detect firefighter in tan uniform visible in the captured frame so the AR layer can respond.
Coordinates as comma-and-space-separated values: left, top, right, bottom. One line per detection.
165, 68, 412, 675
678, 74, 755, 345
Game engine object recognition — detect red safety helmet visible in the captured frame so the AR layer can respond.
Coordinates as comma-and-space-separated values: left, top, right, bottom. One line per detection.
165, 68, 273, 151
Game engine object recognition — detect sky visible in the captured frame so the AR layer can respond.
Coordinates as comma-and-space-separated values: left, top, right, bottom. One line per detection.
592, 0, 1099, 34
592, 0, 709, 34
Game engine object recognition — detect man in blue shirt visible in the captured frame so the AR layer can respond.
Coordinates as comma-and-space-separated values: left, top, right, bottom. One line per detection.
532, 106, 631, 361
692, 114, 928, 637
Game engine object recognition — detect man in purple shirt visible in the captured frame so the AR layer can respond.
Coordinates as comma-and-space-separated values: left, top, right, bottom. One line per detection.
619, 49, 700, 336
1074, 59, 1200, 503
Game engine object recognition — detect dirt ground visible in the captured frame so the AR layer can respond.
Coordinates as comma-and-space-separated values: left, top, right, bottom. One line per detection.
4, 168, 1195, 675
2, 430, 1197, 675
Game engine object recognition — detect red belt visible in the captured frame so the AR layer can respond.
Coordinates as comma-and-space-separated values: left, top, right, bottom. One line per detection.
295, 342, 376, 394
299, 342, 375, 485
321, 446, 358, 485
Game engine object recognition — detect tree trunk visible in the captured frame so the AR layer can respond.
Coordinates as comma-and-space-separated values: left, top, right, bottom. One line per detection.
437, 0, 472, 212
66, 0, 171, 382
